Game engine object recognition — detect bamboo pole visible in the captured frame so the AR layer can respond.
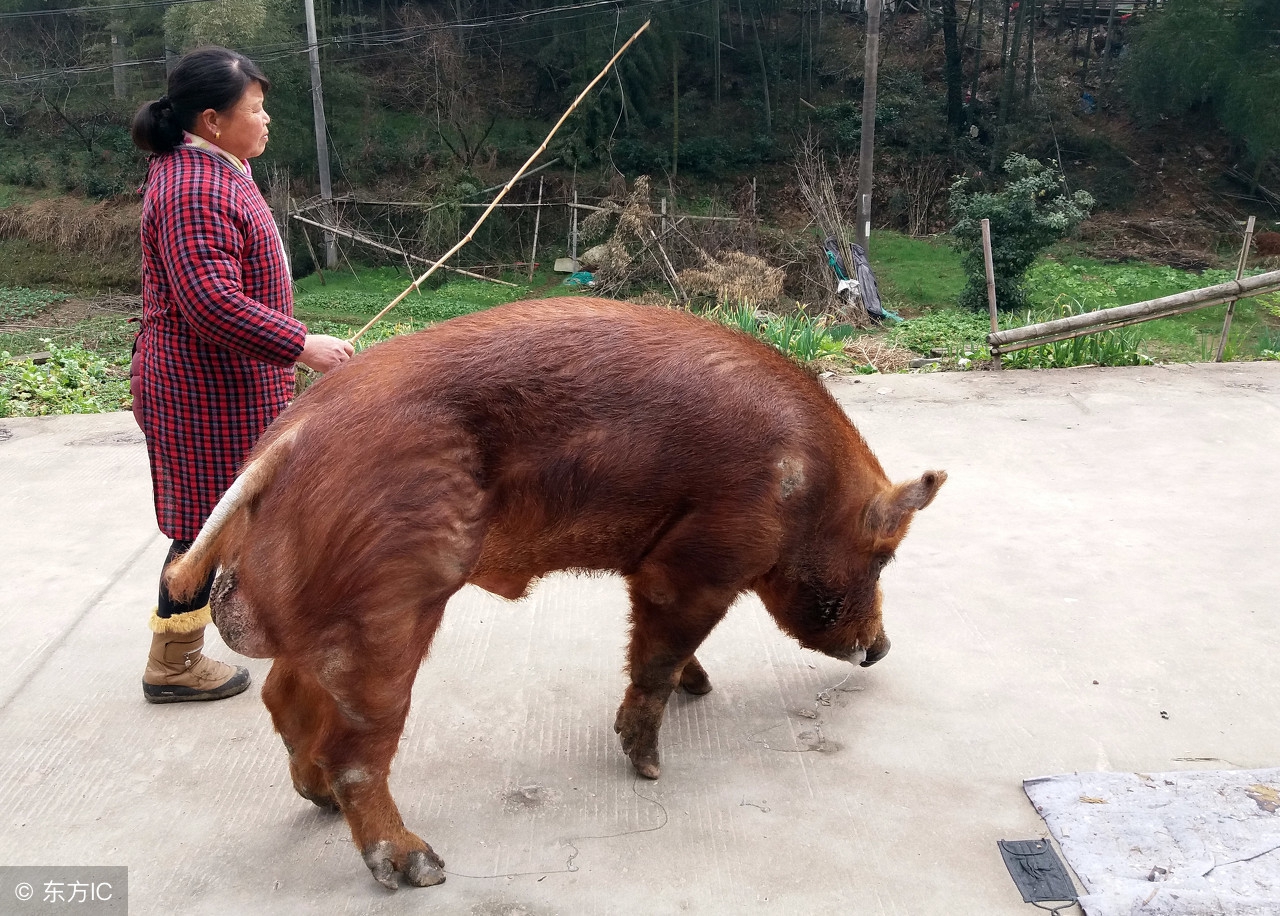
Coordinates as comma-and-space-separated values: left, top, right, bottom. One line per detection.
1214, 215, 1256, 363
292, 200, 326, 286
290, 213, 516, 287
348, 19, 652, 344
988, 268, 1280, 354
528, 176, 544, 283
981, 218, 1001, 366
571, 189, 579, 268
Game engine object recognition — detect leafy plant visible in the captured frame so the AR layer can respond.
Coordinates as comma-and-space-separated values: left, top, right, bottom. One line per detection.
999, 300, 1154, 369
711, 303, 844, 363
0, 286, 71, 322
949, 154, 1094, 313
885, 308, 990, 355
0, 339, 129, 417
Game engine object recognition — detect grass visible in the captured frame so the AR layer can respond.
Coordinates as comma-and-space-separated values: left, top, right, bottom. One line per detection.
0, 238, 140, 293
866, 231, 967, 313
0, 266, 543, 418
867, 239, 1280, 365
294, 266, 535, 324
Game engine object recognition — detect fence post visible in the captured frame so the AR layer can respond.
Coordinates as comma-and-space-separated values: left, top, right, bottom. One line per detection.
981, 218, 1001, 366
1215, 215, 1255, 363
528, 176, 544, 282
571, 189, 579, 269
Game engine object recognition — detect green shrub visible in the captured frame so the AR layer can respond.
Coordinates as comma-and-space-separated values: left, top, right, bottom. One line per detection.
949, 154, 1094, 313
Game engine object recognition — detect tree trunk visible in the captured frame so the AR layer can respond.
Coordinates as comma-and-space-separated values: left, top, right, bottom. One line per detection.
1100, 0, 1119, 80
942, 0, 964, 133
991, 0, 1028, 170
672, 49, 679, 177
751, 7, 772, 134
1080, 0, 1099, 84
1023, 0, 1035, 100
970, 0, 986, 112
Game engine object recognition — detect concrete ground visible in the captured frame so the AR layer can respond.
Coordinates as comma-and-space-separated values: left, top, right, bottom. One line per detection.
1, 362, 1277, 916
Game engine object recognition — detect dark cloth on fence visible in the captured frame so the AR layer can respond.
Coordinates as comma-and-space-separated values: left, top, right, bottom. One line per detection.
136, 146, 306, 539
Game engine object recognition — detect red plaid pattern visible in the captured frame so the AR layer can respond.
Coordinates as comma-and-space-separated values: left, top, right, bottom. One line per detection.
137, 147, 306, 539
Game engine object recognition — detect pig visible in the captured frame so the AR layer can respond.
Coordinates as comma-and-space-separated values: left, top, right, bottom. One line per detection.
166, 296, 945, 890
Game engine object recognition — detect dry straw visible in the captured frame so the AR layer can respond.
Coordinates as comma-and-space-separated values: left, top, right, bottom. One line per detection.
0, 199, 141, 256
843, 335, 917, 373
678, 251, 783, 306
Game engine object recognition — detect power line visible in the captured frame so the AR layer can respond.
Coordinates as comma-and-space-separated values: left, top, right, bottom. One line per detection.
0, 0, 216, 20
0, 0, 687, 85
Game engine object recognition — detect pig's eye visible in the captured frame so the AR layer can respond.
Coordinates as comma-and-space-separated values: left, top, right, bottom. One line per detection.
871, 555, 891, 576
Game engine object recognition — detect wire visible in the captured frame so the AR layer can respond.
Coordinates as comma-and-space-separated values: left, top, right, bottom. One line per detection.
0, 0, 216, 19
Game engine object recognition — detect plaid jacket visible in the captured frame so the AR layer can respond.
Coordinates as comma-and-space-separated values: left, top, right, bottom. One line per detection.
137, 146, 306, 540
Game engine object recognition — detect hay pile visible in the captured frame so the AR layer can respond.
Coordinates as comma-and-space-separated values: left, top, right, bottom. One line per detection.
0, 198, 141, 256
678, 251, 783, 306
843, 335, 918, 373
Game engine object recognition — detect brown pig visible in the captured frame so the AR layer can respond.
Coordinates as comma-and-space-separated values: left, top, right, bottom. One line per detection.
166, 296, 945, 890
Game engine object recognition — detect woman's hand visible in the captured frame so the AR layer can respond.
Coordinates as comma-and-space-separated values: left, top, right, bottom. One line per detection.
298, 334, 355, 373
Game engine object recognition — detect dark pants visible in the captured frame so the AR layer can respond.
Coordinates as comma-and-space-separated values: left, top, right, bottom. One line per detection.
158, 539, 215, 619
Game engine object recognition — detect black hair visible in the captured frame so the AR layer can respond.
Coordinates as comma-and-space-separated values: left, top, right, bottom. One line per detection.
131, 46, 271, 154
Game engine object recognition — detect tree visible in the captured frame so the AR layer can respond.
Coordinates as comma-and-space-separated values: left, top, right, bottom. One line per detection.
950, 154, 1094, 312
941, 0, 964, 133
1122, 0, 1280, 177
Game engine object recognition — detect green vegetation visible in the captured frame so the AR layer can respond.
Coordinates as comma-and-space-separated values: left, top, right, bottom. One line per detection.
1123, 0, 1280, 172
949, 154, 1095, 313
0, 287, 70, 322
0, 269, 538, 418
0, 339, 130, 417
711, 303, 845, 363
879, 253, 1280, 367
292, 267, 535, 327
867, 232, 967, 313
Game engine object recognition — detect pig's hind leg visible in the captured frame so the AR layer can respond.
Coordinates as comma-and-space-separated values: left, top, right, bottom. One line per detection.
262, 658, 341, 811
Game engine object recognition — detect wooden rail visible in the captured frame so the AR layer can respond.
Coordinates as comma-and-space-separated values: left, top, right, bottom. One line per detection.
987, 269, 1280, 356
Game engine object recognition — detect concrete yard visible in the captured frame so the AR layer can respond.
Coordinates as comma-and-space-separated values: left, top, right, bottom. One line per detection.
1, 362, 1277, 915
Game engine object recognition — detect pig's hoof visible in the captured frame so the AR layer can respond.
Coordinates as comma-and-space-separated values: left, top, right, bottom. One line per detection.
362, 839, 446, 890
679, 658, 713, 695
614, 706, 662, 779
291, 773, 340, 811
297, 785, 340, 812
404, 849, 447, 887
633, 757, 662, 780
364, 841, 400, 890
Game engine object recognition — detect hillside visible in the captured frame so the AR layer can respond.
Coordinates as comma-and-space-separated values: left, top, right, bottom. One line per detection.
0, 1, 1276, 293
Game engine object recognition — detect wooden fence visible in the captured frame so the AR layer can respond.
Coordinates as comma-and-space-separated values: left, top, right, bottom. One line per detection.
988, 270, 1280, 356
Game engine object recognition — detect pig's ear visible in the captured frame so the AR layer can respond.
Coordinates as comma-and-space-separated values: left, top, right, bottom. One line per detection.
867, 470, 947, 538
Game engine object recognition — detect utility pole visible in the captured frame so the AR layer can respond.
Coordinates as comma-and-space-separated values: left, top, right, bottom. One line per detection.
303, 0, 337, 269
855, 0, 881, 251
111, 27, 127, 99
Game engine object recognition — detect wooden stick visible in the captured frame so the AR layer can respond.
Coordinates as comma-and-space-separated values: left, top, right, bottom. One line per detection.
293, 199, 326, 286
1214, 215, 1255, 363
348, 19, 652, 344
528, 176, 544, 282
981, 218, 1000, 366
290, 212, 516, 286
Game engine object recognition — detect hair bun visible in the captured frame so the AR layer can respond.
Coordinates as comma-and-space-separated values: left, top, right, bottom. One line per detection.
153, 95, 173, 113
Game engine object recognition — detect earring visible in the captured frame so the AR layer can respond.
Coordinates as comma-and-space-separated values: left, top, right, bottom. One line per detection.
215, 131, 221, 139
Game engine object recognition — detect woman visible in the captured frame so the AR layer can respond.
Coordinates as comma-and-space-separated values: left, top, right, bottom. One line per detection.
131, 46, 352, 703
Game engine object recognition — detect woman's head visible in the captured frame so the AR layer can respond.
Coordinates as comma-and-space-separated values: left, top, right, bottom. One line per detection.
131, 46, 272, 157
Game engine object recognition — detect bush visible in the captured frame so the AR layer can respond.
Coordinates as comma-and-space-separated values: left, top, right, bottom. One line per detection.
949, 154, 1094, 312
